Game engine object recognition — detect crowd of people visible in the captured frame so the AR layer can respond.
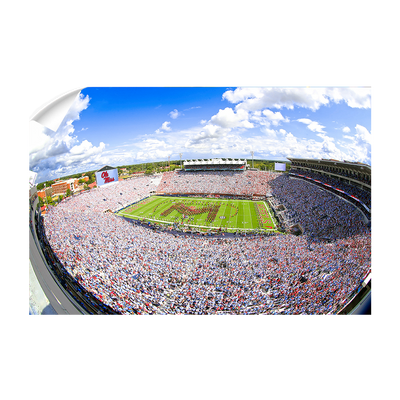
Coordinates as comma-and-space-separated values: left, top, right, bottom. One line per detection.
157, 170, 276, 196
271, 175, 369, 240
42, 170, 371, 315
289, 169, 371, 209
290, 161, 371, 186
61, 176, 158, 213
185, 164, 246, 172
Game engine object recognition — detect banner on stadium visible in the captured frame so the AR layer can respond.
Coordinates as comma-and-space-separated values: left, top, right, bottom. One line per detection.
274, 162, 286, 171
95, 168, 119, 187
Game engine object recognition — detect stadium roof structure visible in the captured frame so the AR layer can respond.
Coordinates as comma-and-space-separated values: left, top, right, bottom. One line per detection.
95, 165, 117, 173
184, 158, 247, 165
287, 157, 371, 175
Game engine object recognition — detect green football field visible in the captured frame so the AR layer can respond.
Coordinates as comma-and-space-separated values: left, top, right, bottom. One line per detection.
117, 196, 277, 232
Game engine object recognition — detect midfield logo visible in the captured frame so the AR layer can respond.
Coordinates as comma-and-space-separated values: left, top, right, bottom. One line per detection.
161, 202, 221, 223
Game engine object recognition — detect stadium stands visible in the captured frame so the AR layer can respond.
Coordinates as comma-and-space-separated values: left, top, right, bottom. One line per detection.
36, 169, 371, 315
157, 170, 276, 197
184, 158, 247, 172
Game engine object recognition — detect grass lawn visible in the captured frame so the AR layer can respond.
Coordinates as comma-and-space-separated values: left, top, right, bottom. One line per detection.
117, 195, 277, 232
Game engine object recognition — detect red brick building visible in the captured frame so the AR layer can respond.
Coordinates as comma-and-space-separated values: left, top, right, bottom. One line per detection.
37, 187, 53, 199
51, 178, 79, 196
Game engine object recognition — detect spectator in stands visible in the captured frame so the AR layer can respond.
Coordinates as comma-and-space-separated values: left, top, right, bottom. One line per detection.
42, 169, 371, 315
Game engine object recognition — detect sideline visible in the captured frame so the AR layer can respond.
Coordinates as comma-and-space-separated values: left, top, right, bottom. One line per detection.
262, 200, 276, 230
120, 213, 277, 232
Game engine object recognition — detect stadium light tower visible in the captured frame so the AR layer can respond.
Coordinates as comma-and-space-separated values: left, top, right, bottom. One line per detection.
251, 151, 254, 168
179, 153, 182, 169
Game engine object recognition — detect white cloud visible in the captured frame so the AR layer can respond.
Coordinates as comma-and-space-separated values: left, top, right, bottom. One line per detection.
135, 149, 173, 161
29, 93, 108, 182
224, 87, 330, 112
161, 121, 171, 131
29, 121, 52, 155
169, 109, 182, 119
139, 138, 171, 151
262, 109, 289, 126
69, 140, 105, 156
184, 106, 201, 111
155, 121, 171, 134
325, 87, 371, 109
119, 137, 176, 163
355, 124, 371, 145
262, 128, 278, 138
340, 124, 371, 164
297, 118, 326, 133
252, 109, 288, 129
180, 88, 374, 167
61, 143, 106, 167
210, 107, 254, 129
185, 124, 229, 148
30, 93, 91, 166
185, 107, 254, 149
31, 88, 371, 183
223, 87, 371, 112
183, 120, 347, 162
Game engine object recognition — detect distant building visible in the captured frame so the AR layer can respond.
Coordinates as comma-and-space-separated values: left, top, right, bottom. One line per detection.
51, 178, 79, 196
37, 186, 53, 199
184, 158, 248, 172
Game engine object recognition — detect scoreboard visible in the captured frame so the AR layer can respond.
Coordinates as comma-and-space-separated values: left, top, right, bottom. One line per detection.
274, 162, 286, 171
95, 168, 119, 187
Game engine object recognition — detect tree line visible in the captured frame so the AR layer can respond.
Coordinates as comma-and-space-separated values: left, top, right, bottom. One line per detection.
36, 159, 290, 192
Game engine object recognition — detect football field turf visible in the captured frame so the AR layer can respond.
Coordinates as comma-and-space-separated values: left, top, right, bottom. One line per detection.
117, 196, 277, 232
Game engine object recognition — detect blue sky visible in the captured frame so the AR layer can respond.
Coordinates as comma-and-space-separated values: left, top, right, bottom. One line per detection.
30, 87, 371, 183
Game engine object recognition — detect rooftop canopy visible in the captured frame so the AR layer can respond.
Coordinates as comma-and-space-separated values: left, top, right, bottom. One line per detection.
95, 165, 117, 173
287, 157, 371, 175
184, 158, 247, 166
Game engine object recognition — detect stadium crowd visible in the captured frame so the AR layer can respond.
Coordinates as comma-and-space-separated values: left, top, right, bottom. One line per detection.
184, 164, 245, 171
157, 170, 275, 196
42, 170, 371, 315
289, 169, 371, 209
290, 161, 371, 185
61, 176, 157, 213
269, 175, 369, 241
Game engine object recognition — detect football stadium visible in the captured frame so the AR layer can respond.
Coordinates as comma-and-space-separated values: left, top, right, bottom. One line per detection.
29, 158, 371, 315
118, 196, 277, 232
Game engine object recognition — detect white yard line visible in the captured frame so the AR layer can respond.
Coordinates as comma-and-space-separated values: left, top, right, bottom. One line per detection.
261, 201, 277, 229
121, 213, 276, 231
120, 198, 277, 231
